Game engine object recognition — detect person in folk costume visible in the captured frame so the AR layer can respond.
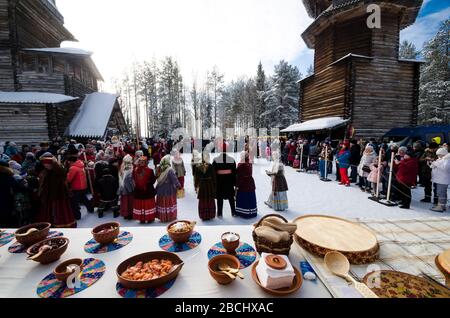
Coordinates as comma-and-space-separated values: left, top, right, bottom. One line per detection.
191, 150, 202, 178
134, 150, 144, 166
213, 142, 237, 217
79, 144, 96, 163
109, 136, 125, 161
155, 155, 181, 223
172, 150, 186, 199
265, 151, 289, 211
133, 156, 156, 224
235, 151, 258, 219
287, 140, 297, 167
119, 155, 135, 220
194, 152, 217, 221
36, 153, 76, 228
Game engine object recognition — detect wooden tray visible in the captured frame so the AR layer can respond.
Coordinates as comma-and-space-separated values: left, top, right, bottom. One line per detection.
251, 260, 302, 296
436, 249, 450, 276
363, 270, 450, 298
293, 215, 379, 264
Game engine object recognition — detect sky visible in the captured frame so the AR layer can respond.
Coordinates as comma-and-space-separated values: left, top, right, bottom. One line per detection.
56, 0, 449, 90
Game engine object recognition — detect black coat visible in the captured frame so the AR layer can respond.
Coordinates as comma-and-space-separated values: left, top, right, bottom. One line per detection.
213, 154, 237, 199
350, 144, 361, 166
96, 174, 119, 202
0, 166, 16, 226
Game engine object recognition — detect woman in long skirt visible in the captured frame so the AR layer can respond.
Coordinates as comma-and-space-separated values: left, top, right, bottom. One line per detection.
156, 155, 181, 223
172, 150, 186, 199
36, 153, 76, 228
132, 157, 156, 223
195, 153, 217, 221
236, 151, 257, 218
119, 154, 134, 220
265, 151, 289, 211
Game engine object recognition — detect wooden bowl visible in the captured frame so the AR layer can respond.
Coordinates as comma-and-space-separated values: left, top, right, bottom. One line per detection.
221, 232, 240, 255
15, 222, 51, 247
208, 254, 240, 285
92, 222, 120, 245
116, 251, 183, 290
251, 260, 303, 296
26, 237, 69, 265
167, 220, 195, 243
54, 258, 84, 282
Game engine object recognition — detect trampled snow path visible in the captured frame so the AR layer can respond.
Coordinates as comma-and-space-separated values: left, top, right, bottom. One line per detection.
77, 153, 448, 228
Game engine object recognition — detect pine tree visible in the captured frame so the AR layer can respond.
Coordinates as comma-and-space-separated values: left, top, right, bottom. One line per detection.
262, 60, 302, 129
399, 40, 420, 60
306, 64, 314, 76
256, 62, 267, 130
418, 19, 450, 125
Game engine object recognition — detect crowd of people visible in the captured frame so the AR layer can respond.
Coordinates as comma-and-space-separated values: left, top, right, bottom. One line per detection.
275, 136, 450, 211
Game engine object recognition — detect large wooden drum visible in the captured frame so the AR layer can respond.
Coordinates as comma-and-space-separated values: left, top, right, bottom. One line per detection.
293, 215, 379, 264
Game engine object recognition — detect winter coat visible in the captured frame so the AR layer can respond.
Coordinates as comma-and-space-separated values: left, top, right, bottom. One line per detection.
172, 160, 186, 178
419, 148, 437, 180
96, 174, 119, 202
0, 166, 16, 225
431, 154, 450, 185
350, 144, 362, 166
367, 163, 381, 184
213, 154, 237, 199
288, 143, 297, 162
318, 146, 332, 160
268, 162, 288, 192
133, 167, 156, 200
119, 170, 134, 195
66, 160, 87, 191
156, 169, 180, 197
236, 163, 256, 192
336, 150, 351, 169
358, 151, 377, 177
395, 157, 419, 187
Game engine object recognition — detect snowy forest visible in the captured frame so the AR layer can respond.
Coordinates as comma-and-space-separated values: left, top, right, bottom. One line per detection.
115, 18, 449, 139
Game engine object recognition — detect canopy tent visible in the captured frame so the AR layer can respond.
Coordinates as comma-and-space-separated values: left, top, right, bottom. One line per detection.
281, 117, 349, 133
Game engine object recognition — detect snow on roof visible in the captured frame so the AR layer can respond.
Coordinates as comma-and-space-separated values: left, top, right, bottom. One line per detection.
0, 91, 78, 104
67, 92, 119, 138
23, 47, 92, 56
281, 117, 349, 133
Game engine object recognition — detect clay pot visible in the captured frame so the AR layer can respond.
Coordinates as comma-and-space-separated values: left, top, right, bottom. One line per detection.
92, 222, 120, 245
15, 222, 51, 247
54, 258, 84, 283
26, 237, 69, 265
167, 220, 195, 243
221, 232, 240, 255
208, 254, 240, 285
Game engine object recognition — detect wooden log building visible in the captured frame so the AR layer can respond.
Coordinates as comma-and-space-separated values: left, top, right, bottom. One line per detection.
299, 0, 424, 138
0, 0, 127, 145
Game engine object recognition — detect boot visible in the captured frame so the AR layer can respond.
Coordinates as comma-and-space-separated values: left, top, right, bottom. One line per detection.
431, 204, 446, 213
420, 198, 431, 203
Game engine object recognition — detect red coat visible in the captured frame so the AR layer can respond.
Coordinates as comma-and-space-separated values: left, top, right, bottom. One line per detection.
288, 143, 297, 162
396, 157, 419, 187
67, 160, 88, 191
237, 163, 256, 192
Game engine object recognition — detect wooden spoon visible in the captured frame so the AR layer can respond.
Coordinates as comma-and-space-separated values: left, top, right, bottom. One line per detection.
169, 262, 184, 274
27, 245, 52, 261
218, 263, 244, 279
220, 270, 237, 280
324, 251, 378, 298
16, 228, 39, 237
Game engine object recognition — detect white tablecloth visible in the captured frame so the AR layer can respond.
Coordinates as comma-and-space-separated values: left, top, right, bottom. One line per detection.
0, 226, 332, 298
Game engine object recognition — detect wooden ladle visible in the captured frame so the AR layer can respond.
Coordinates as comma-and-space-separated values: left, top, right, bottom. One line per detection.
27, 245, 52, 261
324, 251, 378, 298
218, 263, 244, 279
16, 228, 39, 237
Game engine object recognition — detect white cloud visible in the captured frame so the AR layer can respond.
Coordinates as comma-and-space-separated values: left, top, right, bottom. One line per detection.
400, 7, 450, 49
57, 0, 313, 88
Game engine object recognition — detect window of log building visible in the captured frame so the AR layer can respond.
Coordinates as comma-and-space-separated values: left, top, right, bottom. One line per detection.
53, 58, 65, 74
21, 53, 36, 72
37, 56, 50, 73
74, 64, 82, 80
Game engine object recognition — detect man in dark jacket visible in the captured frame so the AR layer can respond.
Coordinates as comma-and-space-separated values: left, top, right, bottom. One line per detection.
419, 142, 439, 203
95, 168, 119, 218
349, 140, 361, 183
213, 143, 237, 217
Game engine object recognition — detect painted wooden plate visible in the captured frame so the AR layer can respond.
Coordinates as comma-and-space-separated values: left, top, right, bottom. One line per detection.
437, 249, 450, 276
363, 270, 450, 298
293, 215, 379, 264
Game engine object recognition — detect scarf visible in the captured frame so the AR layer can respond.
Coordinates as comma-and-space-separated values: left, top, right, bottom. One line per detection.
157, 155, 173, 184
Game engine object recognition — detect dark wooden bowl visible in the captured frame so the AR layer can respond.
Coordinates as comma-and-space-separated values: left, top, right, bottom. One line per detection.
116, 251, 183, 290
221, 232, 240, 255
15, 222, 51, 247
92, 222, 120, 245
26, 237, 69, 265
54, 258, 84, 282
167, 220, 195, 243
251, 260, 303, 296
208, 254, 240, 285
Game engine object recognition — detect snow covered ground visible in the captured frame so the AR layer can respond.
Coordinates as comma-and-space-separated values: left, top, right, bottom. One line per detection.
77, 153, 449, 228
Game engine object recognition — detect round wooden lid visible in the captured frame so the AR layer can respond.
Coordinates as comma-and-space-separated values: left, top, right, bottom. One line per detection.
437, 249, 450, 275
265, 255, 287, 270
293, 215, 378, 253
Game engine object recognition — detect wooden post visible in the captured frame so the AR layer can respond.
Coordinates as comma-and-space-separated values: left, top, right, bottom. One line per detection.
324, 145, 330, 181
375, 149, 383, 198
299, 144, 304, 170
386, 150, 396, 202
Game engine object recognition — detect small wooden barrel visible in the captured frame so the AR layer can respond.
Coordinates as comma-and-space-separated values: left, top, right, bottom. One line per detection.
293, 215, 379, 265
